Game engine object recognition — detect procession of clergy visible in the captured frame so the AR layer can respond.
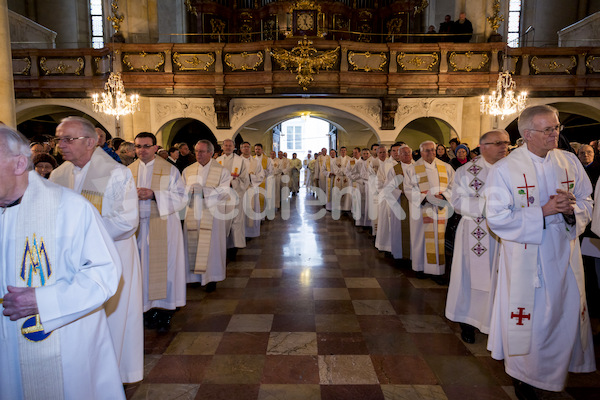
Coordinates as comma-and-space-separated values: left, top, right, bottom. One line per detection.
1, 104, 597, 399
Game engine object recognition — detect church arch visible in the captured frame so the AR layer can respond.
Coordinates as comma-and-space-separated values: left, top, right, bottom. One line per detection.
230, 101, 382, 152
157, 117, 217, 150
396, 117, 458, 149
15, 102, 111, 139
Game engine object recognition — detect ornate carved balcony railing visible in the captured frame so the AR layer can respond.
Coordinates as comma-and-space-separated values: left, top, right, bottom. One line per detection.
11, 41, 600, 98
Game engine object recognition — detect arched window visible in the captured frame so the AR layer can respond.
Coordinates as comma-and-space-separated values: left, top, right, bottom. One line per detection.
90, 0, 104, 48
507, 0, 522, 47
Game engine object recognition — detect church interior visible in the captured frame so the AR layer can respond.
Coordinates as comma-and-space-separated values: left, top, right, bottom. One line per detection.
2, 0, 600, 399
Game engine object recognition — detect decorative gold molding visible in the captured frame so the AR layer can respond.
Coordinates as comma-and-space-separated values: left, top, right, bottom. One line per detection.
173, 52, 215, 71
348, 51, 387, 72
40, 57, 84, 75
224, 52, 264, 71
107, 0, 124, 34
449, 51, 489, 72
486, 0, 504, 34
586, 55, 600, 73
122, 51, 165, 72
530, 56, 577, 74
397, 52, 439, 71
13, 57, 31, 75
185, 0, 198, 16
271, 37, 339, 90
414, 0, 428, 15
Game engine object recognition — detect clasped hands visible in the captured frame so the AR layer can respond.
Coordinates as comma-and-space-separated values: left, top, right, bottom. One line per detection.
2, 286, 38, 321
542, 189, 575, 216
137, 187, 154, 201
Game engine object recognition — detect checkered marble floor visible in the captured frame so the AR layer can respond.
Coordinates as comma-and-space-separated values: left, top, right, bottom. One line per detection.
126, 189, 600, 400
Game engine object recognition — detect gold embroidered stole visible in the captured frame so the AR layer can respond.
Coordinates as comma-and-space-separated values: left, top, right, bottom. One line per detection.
394, 163, 411, 259
185, 161, 223, 274
326, 156, 333, 202
255, 155, 268, 212
414, 160, 448, 265
129, 158, 171, 300
334, 157, 349, 190
16, 172, 64, 399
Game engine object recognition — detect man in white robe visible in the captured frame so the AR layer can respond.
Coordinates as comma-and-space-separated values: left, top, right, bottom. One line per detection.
271, 151, 282, 208
241, 141, 265, 238
279, 151, 292, 204
50, 117, 143, 383
326, 149, 337, 211
217, 139, 249, 251
376, 144, 399, 253
1, 126, 125, 399
183, 140, 231, 291
314, 148, 329, 203
346, 148, 367, 226
332, 146, 352, 213
485, 105, 596, 396
445, 129, 510, 344
381, 144, 414, 260
129, 132, 187, 333
290, 153, 302, 194
367, 146, 387, 235
303, 153, 311, 188
254, 144, 274, 216
404, 140, 454, 282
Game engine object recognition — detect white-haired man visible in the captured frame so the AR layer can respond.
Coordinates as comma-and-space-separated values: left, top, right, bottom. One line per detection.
486, 105, 595, 397
1, 126, 125, 398
404, 140, 454, 283
445, 129, 510, 344
50, 116, 143, 383
183, 140, 231, 292
217, 139, 249, 251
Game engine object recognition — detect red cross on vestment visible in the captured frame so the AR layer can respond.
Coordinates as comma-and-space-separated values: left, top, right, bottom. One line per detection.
517, 174, 535, 207
511, 307, 531, 326
561, 169, 574, 193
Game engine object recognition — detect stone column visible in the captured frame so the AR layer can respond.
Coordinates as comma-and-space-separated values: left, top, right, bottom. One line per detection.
0, 0, 16, 128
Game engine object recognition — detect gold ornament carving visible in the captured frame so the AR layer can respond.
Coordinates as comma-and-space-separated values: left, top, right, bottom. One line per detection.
224, 52, 264, 71
185, 0, 198, 16
107, 0, 124, 34
173, 52, 215, 71
348, 51, 387, 72
486, 0, 504, 34
586, 55, 600, 73
271, 37, 339, 90
122, 52, 165, 72
530, 56, 577, 74
13, 57, 31, 75
397, 52, 439, 71
449, 51, 489, 72
40, 57, 84, 75
414, 0, 429, 15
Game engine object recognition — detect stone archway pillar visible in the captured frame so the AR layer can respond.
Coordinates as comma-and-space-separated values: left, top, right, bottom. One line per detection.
0, 0, 16, 128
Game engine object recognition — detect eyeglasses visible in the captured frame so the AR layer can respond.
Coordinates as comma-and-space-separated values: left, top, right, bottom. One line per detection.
528, 125, 564, 135
482, 141, 511, 146
134, 144, 155, 149
52, 136, 91, 145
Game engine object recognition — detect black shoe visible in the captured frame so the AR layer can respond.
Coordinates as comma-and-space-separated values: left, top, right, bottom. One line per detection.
144, 309, 160, 329
205, 282, 217, 293
512, 378, 539, 400
156, 310, 174, 334
460, 324, 476, 344
415, 271, 427, 279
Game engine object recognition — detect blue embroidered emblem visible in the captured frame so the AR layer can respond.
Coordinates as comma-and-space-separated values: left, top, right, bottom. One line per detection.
20, 234, 52, 342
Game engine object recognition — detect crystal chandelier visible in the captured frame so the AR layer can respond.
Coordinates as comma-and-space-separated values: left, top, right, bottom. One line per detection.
92, 72, 139, 120
480, 71, 527, 120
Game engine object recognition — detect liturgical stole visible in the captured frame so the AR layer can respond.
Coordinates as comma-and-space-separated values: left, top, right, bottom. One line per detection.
15, 172, 64, 399
394, 163, 412, 259
185, 161, 224, 274
129, 157, 171, 300
254, 155, 268, 211
414, 160, 449, 265
506, 146, 588, 355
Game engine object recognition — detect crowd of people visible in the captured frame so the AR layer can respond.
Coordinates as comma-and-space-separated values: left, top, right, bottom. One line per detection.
1, 104, 598, 399
423, 12, 474, 43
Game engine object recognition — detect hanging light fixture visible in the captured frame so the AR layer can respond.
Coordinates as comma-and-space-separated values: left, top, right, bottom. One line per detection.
480, 71, 527, 120
92, 72, 139, 120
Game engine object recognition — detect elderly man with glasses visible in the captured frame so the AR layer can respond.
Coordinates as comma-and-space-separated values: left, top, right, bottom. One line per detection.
50, 116, 143, 384
485, 105, 595, 398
